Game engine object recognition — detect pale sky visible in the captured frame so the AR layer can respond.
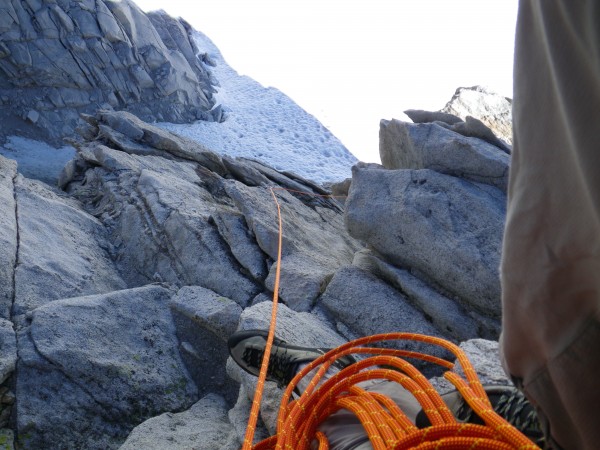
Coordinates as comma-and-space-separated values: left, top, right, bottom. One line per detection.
134, 0, 519, 162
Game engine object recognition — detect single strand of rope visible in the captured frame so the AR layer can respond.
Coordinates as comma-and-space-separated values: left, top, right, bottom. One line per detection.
241, 188, 284, 449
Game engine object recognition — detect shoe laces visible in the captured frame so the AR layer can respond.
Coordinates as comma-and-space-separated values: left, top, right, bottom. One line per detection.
454, 389, 544, 446
496, 391, 542, 434
242, 345, 298, 388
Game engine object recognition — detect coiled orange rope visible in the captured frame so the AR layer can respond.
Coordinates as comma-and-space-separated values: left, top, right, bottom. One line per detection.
241, 188, 540, 450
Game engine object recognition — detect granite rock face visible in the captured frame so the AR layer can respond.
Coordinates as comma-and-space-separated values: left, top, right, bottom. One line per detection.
319, 265, 445, 356
0, 0, 220, 144
0, 157, 17, 320
170, 286, 242, 404
62, 110, 359, 313
0, 79, 514, 447
12, 175, 127, 325
346, 164, 505, 319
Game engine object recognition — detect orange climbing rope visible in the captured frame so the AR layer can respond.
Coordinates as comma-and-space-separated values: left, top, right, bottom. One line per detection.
241, 188, 284, 450
241, 188, 540, 450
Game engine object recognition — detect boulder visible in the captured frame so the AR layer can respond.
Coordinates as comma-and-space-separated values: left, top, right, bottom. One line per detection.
442, 86, 513, 146
0, 157, 17, 319
405, 110, 511, 154
17, 285, 197, 449
119, 394, 239, 450
379, 119, 509, 192
329, 177, 352, 197
345, 164, 505, 317
95, 110, 226, 174
234, 300, 349, 349
448, 116, 511, 154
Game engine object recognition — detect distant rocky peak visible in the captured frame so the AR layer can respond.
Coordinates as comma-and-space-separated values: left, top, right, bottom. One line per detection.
0, 0, 221, 145
441, 86, 512, 146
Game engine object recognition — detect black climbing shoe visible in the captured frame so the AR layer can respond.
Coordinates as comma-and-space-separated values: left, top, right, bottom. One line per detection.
228, 329, 357, 389
415, 384, 544, 446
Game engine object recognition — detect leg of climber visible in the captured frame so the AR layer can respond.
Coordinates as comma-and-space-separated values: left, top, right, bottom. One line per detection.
500, 1, 600, 449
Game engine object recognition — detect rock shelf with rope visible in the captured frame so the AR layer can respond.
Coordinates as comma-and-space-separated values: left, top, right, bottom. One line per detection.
240, 188, 539, 450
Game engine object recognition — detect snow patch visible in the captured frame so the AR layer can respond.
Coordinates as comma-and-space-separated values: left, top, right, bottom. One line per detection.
155, 31, 358, 185
0, 137, 75, 186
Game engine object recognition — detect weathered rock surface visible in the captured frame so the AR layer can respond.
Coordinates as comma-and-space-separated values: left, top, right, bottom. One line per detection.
441, 86, 513, 146
0, 319, 16, 385
0, 0, 220, 144
119, 394, 239, 450
63, 110, 359, 312
319, 265, 449, 360
17, 285, 197, 449
67, 143, 260, 306
226, 182, 359, 311
379, 119, 509, 192
352, 250, 496, 341
429, 339, 509, 393
12, 175, 126, 325
0, 76, 513, 446
346, 164, 505, 318
448, 116, 511, 154
403, 110, 463, 126
404, 110, 511, 154
0, 157, 17, 319
170, 286, 242, 404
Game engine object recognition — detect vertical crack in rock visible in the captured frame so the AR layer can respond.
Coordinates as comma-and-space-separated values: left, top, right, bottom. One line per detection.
4, 172, 20, 443
10, 173, 20, 322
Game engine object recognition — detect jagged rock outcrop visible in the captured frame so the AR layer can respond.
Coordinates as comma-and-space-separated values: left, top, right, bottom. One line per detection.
62, 110, 360, 312
0, 110, 363, 448
0, 0, 220, 144
0, 81, 512, 447
441, 86, 513, 146
403, 111, 511, 155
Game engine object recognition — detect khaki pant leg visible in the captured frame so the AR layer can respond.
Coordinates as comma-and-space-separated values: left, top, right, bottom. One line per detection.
501, 1, 600, 448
